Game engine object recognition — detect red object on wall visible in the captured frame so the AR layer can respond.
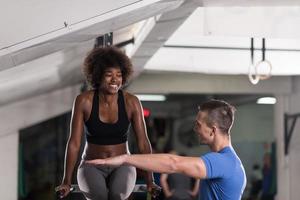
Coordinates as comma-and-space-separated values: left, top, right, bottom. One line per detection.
143, 108, 151, 118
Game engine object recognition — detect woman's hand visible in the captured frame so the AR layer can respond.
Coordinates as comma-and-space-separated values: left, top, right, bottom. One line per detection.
55, 184, 71, 199
147, 182, 162, 199
85, 154, 127, 167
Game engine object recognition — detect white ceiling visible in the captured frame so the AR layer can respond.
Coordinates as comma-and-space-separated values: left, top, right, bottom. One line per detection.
0, 0, 191, 105
202, 0, 300, 6
2, 0, 300, 105
145, 7, 300, 75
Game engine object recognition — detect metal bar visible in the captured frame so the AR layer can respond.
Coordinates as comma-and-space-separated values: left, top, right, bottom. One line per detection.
163, 44, 300, 52
284, 113, 300, 155
68, 184, 148, 193
262, 38, 266, 61
94, 32, 113, 48
284, 114, 288, 155
251, 38, 254, 65
115, 37, 135, 48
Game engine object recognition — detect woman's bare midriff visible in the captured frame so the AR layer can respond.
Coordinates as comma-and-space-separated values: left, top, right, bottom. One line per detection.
82, 142, 128, 160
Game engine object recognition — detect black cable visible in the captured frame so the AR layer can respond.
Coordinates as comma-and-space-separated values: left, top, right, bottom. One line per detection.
262, 38, 265, 61
251, 38, 254, 65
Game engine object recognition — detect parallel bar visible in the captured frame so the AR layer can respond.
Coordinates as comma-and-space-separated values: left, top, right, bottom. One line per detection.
69, 184, 147, 193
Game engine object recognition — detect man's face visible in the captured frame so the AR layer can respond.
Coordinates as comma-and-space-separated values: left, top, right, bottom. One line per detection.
193, 111, 213, 144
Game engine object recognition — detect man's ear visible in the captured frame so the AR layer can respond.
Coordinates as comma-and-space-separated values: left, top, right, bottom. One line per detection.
211, 126, 217, 135
209, 127, 214, 136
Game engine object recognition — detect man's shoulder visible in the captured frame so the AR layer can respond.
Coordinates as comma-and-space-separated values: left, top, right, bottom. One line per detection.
201, 149, 243, 175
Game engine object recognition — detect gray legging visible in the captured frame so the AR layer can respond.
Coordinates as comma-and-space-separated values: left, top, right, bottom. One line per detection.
77, 161, 136, 200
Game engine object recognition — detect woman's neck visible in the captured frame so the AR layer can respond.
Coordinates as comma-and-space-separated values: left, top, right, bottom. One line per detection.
98, 89, 118, 106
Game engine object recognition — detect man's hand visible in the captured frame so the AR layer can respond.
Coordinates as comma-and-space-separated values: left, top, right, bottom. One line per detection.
188, 190, 198, 197
147, 182, 161, 199
85, 154, 127, 167
164, 189, 174, 198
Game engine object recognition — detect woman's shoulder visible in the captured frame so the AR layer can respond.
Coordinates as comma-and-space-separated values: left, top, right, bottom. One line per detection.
122, 90, 139, 104
81, 90, 95, 97
122, 91, 142, 114
77, 90, 94, 99
74, 90, 95, 107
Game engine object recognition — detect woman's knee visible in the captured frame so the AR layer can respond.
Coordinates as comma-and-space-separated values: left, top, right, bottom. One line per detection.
77, 164, 109, 199
109, 191, 129, 200
83, 190, 108, 200
109, 166, 136, 199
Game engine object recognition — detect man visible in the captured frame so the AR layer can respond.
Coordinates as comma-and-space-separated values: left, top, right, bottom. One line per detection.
86, 100, 247, 200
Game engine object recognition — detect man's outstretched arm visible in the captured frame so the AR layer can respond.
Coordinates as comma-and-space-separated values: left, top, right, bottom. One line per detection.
86, 153, 207, 179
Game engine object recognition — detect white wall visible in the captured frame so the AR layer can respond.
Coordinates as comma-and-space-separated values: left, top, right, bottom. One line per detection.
275, 76, 300, 200
130, 72, 300, 200
232, 104, 274, 143
128, 72, 292, 94
0, 85, 80, 200
0, 131, 18, 200
284, 77, 300, 200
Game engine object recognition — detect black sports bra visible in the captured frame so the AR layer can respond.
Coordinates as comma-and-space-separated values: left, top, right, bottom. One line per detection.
84, 90, 130, 145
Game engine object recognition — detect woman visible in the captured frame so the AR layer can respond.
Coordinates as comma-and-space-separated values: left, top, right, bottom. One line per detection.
56, 46, 158, 200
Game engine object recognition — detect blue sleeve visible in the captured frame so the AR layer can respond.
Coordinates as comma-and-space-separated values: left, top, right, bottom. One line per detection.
201, 152, 230, 179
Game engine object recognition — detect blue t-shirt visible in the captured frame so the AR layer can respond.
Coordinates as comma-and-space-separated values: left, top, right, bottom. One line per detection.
199, 146, 246, 200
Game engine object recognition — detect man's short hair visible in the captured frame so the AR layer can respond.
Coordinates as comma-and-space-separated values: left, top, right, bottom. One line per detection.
199, 99, 236, 134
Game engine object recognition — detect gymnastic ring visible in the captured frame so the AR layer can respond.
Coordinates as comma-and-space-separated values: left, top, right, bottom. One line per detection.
255, 60, 272, 80
248, 64, 259, 85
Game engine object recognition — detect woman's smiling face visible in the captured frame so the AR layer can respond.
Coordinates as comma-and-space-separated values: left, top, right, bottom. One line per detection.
100, 66, 122, 94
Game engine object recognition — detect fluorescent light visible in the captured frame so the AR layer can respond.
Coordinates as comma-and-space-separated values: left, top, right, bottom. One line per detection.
256, 97, 276, 104
136, 94, 166, 101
